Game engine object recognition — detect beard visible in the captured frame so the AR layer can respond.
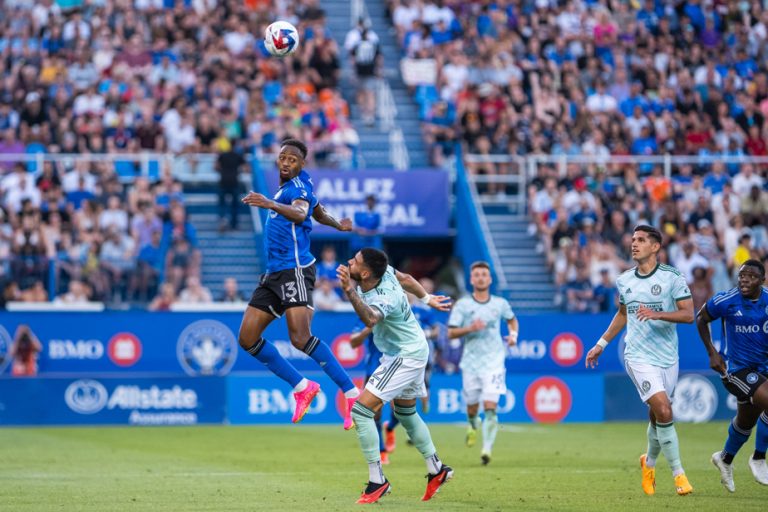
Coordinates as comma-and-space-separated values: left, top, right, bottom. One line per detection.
349, 270, 362, 282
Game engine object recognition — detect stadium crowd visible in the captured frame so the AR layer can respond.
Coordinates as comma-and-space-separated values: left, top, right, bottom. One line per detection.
0, 0, 361, 307
386, 0, 768, 311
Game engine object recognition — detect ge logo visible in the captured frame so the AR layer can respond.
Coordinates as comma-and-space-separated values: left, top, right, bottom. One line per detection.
672, 374, 718, 423
651, 284, 662, 295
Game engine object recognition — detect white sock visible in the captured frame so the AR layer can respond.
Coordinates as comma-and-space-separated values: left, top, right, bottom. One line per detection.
368, 461, 385, 484
344, 387, 360, 399
482, 442, 492, 454
672, 468, 685, 477
293, 378, 308, 393
426, 453, 443, 475
645, 456, 656, 468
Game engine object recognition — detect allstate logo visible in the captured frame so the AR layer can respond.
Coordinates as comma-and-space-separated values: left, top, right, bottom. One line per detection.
177, 320, 238, 376
0, 325, 11, 375
672, 374, 718, 423
65, 379, 108, 414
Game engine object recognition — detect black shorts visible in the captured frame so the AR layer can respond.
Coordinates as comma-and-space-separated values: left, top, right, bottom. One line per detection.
249, 264, 316, 317
722, 368, 768, 403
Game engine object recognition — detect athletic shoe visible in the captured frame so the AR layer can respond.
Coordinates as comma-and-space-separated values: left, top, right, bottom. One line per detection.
639, 454, 655, 496
380, 451, 390, 465
291, 381, 320, 424
356, 480, 391, 504
343, 396, 357, 430
383, 422, 396, 452
422, 465, 454, 501
711, 451, 735, 492
481, 452, 491, 466
674, 473, 693, 496
466, 427, 477, 447
748, 455, 768, 485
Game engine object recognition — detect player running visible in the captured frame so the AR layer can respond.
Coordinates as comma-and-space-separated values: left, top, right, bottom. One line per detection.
238, 138, 359, 427
586, 225, 695, 496
447, 261, 518, 465
695, 259, 768, 492
337, 248, 453, 504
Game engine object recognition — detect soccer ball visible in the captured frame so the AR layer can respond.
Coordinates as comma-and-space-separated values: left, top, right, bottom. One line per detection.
264, 21, 300, 57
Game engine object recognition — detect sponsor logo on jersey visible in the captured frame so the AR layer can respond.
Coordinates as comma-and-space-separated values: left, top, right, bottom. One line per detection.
0, 325, 11, 375
524, 376, 572, 423
108, 332, 142, 367
176, 320, 238, 376
331, 333, 365, 368
734, 321, 768, 334
672, 374, 718, 423
549, 333, 583, 367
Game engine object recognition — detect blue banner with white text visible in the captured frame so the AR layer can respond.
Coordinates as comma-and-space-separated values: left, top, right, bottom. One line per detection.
264, 169, 450, 236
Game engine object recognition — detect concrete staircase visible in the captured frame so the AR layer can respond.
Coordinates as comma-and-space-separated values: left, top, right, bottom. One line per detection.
184, 190, 261, 299
482, 206, 558, 313
322, 0, 430, 169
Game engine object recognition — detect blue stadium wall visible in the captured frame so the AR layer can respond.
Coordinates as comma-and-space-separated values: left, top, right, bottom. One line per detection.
0, 312, 732, 426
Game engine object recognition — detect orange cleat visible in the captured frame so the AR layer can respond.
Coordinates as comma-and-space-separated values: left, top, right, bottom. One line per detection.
356, 480, 391, 504
422, 465, 453, 501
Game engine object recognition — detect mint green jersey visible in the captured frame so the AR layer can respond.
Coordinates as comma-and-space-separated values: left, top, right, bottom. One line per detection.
448, 295, 515, 374
359, 266, 429, 361
617, 263, 691, 367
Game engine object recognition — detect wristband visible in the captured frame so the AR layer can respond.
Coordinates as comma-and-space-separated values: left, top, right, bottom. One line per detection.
596, 337, 609, 349
419, 293, 432, 305
508, 330, 518, 340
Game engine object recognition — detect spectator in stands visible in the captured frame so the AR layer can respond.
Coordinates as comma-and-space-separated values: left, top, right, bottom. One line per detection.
690, 265, 713, 312
99, 227, 136, 302
148, 282, 177, 312
349, 24, 381, 126
317, 244, 341, 287
131, 229, 162, 303
351, 194, 383, 254
673, 240, 711, 286
20, 280, 49, 303
218, 277, 245, 303
215, 141, 245, 232
593, 269, 618, 313
10, 324, 42, 377
565, 264, 594, 313
55, 279, 92, 304
313, 277, 343, 311
177, 276, 213, 304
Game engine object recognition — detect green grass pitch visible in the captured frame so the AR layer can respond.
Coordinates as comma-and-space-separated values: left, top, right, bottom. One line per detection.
1, 422, 765, 511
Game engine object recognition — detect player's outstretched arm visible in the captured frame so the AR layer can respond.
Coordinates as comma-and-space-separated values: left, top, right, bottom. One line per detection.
394, 269, 452, 311
337, 264, 384, 327
695, 304, 726, 375
585, 305, 627, 368
312, 202, 352, 231
242, 192, 309, 224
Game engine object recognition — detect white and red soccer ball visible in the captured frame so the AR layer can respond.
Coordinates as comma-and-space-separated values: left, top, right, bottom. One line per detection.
264, 21, 300, 57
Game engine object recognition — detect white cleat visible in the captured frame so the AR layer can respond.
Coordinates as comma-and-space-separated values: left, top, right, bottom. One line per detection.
748, 455, 768, 485
711, 451, 735, 493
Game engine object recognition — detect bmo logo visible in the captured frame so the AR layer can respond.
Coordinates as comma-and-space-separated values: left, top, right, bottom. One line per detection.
108, 333, 142, 367
331, 333, 365, 368
549, 333, 583, 367
525, 376, 572, 423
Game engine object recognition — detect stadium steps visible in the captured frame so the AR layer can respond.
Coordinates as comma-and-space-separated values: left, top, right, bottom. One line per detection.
322, 0, 431, 169
183, 190, 261, 298
482, 212, 559, 313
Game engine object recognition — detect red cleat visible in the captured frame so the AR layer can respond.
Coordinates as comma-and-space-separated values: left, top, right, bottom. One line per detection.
383, 422, 396, 452
343, 396, 357, 430
356, 480, 391, 504
422, 465, 453, 501
292, 381, 320, 423
380, 451, 390, 465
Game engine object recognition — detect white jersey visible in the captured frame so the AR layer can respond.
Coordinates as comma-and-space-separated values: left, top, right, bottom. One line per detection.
448, 295, 515, 374
617, 263, 691, 367
359, 266, 429, 361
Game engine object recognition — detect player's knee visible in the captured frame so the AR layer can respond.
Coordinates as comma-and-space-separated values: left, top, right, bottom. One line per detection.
654, 404, 673, 423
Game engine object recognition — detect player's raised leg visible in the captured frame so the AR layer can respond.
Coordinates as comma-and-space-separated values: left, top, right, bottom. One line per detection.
286, 305, 359, 429
238, 305, 318, 423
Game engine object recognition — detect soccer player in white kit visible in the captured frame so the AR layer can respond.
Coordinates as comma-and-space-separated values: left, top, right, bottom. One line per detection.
585, 225, 695, 496
447, 261, 519, 465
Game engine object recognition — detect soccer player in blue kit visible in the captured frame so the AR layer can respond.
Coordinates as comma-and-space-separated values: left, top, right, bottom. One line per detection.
696, 259, 768, 492
239, 139, 360, 427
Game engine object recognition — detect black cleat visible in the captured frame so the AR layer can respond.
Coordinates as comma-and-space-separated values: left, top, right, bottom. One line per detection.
422, 465, 454, 501
481, 453, 491, 465
356, 480, 391, 504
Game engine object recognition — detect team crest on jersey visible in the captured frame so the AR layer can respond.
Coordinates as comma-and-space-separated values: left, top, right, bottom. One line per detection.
747, 373, 759, 385
651, 284, 662, 295
641, 381, 651, 392
0, 325, 11, 375
176, 320, 238, 376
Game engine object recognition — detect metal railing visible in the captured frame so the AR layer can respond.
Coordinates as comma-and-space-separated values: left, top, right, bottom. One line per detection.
375, 79, 410, 170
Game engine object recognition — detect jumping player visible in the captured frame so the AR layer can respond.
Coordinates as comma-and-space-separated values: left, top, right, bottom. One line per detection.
238, 138, 359, 427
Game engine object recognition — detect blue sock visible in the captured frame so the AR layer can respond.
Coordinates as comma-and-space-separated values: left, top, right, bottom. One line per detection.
246, 338, 303, 387
756, 413, 768, 457
376, 414, 385, 453
388, 408, 400, 430
723, 418, 752, 462
303, 336, 355, 393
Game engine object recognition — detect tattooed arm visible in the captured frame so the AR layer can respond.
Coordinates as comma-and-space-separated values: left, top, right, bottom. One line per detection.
336, 264, 383, 327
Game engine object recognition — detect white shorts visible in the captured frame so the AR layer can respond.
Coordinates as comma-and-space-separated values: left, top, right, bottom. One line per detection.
624, 359, 678, 403
366, 355, 427, 402
462, 368, 507, 405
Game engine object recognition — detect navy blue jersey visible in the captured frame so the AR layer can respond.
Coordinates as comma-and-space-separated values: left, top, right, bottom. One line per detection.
354, 322, 383, 377
264, 176, 318, 273
705, 287, 768, 373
